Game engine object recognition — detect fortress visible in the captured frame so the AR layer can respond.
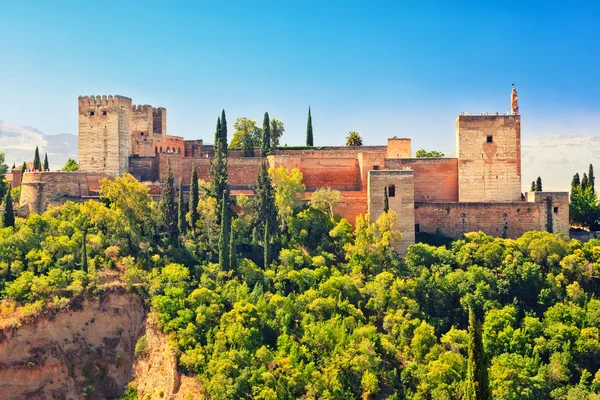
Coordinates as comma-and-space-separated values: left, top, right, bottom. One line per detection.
16, 87, 569, 251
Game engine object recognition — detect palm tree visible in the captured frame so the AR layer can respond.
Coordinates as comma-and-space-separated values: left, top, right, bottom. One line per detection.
346, 131, 363, 146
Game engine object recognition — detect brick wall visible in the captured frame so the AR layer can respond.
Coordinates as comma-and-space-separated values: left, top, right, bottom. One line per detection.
384, 158, 458, 202
457, 115, 521, 202
129, 157, 158, 182
387, 138, 411, 158
415, 201, 543, 239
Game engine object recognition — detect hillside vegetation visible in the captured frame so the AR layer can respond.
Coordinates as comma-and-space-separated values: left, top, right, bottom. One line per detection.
2, 172, 600, 399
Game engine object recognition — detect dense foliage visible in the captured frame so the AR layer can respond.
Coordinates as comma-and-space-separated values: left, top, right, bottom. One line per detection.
3, 167, 600, 399
571, 164, 600, 230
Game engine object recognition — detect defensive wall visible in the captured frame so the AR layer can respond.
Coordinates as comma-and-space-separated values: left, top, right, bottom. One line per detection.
384, 158, 458, 202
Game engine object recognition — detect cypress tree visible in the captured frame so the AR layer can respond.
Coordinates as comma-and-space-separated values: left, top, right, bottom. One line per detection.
306, 107, 313, 147
465, 306, 491, 400
261, 112, 271, 156
218, 192, 230, 271
221, 110, 228, 155
582, 173, 589, 191
572, 173, 581, 190
531, 181, 536, 192
535, 176, 542, 192
160, 161, 179, 239
81, 230, 88, 272
242, 131, 254, 157
383, 186, 389, 212
264, 219, 270, 269
254, 160, 277, 237
33, 147, 41, 171
189, 166, 199, 233
229, 228, 237, 272
43, 153, 49, 171
178, 180, 187, 235
21, 161, 27, 184
2, 189, 14, 228
589, 164, 595, 193
210, 117, 229, 218
11, 163, 15, 170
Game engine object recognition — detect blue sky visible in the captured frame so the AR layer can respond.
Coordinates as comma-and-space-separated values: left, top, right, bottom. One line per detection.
1, 0, 599, 154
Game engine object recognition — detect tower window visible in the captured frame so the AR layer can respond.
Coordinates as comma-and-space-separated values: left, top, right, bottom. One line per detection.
90, 111, 94, 116
103, 111, 107, 116
554, 207, 559, 213
141, 132, 144, 136
373, 165, 379, 170
487, 135, 493, 143
388, 184, 396, 197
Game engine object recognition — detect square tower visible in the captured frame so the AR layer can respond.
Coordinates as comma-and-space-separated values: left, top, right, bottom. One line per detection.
131, 105, 155, 157
457, 114, 521, 202
78, 95, 132, 176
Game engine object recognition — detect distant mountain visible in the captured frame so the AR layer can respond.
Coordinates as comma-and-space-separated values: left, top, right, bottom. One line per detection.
521, 135, 600, 192
0, 121, 77, 170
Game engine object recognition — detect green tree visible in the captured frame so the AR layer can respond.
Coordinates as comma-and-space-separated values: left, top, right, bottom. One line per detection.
268, 166, 305, 228
230, 117, 261, 150
310, 187, 342, 217
188, 166, 199, 233
160, 162, 179, 239
383, 186, 389, 212
218, 192, 230, 271
61, 158, 79, 172
416, 149, 445, 158
2, 189, 14, 228
210, 117, 229, 217
0, 151, 9, 174
582, 173, 589, 191
572, 173, 581, 190
263, 219, 270, 269
178, 180, 187, 235
254, 161, 277, 237
270, 118, 284, 149
11, 163, 15, 170
229, 228, 237, 272
43, 153, 49, 171
465, 306, 491, 400
33, 147, 42, 171
261, 112, 271, 156
306, 106, 314, 146
589, 164, 595, 193
531, 181, 536, 192
242, 129, 254, 157
81, 230, 88, 272
346, 131, 363, 146
220, 109, 228, 155
535, 176, 542, 192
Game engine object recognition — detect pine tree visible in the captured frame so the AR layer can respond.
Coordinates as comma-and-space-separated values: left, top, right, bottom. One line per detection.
211, 117, 229, 218
220, 109, 228, 155
218, 192, 231, 271
178, 180, 187, 235
535, 176, 543, 192
81, 231, 88, 272
2, 189, 14, 228
189, 166, 199, 233
306, 107, 314, 147
33, 147, 41, 171
465, 306, 491, 400
383, 186, 389, 212
261, 112, 271, 156
254, 161, 277, 237
43, 153, 49, 171
572, 173, 581, 190
589, 164, 595, 193
531, 181, 536, 192
264, 219, 270, 269
582, 173, 589, 191
160, 161, 179, 239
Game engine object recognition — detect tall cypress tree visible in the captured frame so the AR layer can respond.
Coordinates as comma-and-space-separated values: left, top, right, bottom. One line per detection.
221, 109, 228, 155
582, 173, 589, 191
21, 161, 27, 184
242, 131, 254, 157
189, 166, 199, 233
43, 153, 49, 171
178, 180, 187, 235
2, 190, 14, 228
589, 164, 595, 193
254, 161, 277, 237
535, 176, 543, 192
11, 163, 15, 170
81, 230, 88, 273
218, 192, 231, 271
33, 147, 41, 171
383, 186, 389, 212
261, 112, 271, 156
572, 173, 581, 190
531, 181, 536, 192
465, 306, 491, 400
160, 161, 179, 239
264, 219, 270, 269
229, 227, 237, 272
211, 117, 229, 218
306, 107, 314, 146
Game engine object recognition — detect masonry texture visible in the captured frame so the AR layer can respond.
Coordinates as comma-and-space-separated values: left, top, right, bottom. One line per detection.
15, 88, 569, 253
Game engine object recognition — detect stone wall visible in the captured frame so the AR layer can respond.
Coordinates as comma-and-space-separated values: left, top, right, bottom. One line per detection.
387, 138, 411, 158
527, 191, 570, 236
130, 105, 155, 157
368, 170, 415, 253
457, 115, 521, 202
152, 107, 166, 135
184, 139, 204, 158
155, 135, 184, 155
384, 158, 459, 202
78, 95, 132, 177
129, 157, 159, 182
414, 201, 542, 239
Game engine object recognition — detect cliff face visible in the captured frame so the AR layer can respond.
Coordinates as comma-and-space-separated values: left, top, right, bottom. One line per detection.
0, 291, 146, 400
0, 291, 204, 400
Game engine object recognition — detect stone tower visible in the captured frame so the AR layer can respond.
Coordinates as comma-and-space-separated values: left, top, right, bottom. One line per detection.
78, 95, 132, 176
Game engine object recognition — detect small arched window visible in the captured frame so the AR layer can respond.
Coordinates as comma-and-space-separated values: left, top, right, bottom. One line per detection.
155, 146, 158, 155
388, 185, 396, 197
160, 146, 163, 153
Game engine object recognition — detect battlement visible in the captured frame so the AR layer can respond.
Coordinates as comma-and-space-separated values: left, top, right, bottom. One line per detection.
78, 95, 131, 107
132, 104, 154, 113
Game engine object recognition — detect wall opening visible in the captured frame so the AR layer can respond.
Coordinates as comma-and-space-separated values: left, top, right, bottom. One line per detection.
102, 111, 107, 116
487, 135, 493, 143
388, 184, 396, 197
373, 166, 379, 170
90, 111, 94, 116
415, 224, 420, 233
141, 132, 144, 136
554, 206, 559, 213
155, 146, 158, 155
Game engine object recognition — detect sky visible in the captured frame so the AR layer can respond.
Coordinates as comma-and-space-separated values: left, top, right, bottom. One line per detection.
1, 0, 600, 155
